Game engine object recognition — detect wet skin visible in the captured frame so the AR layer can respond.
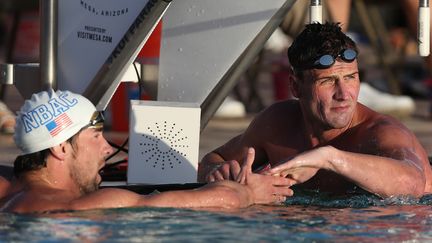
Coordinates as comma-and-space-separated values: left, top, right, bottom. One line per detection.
0, 128, 294, 213
199, 60, 432, 197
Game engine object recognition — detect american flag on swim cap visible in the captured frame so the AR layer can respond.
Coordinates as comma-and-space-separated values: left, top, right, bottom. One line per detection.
45, 113, 73, 137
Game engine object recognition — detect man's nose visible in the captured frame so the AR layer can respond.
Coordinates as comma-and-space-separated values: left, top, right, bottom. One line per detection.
102, 137, 114, 156
333, 79, 349, 100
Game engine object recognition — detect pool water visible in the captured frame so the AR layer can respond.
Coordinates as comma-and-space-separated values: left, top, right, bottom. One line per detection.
1, 193, 432, 242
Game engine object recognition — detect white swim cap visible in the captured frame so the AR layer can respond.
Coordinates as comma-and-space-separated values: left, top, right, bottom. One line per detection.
14, 89, 97, 154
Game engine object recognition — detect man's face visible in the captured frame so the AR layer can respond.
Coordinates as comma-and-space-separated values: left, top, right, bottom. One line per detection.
68, 128, 113, 194
297, 60, 360, 129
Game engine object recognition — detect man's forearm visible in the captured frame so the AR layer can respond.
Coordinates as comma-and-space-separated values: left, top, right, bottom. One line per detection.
141, 181, 253, 208
197, 152, 226, 182
328, 146, 426, 198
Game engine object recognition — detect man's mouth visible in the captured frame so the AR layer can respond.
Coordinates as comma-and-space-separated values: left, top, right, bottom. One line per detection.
98, 163, 105, 176
332, 104, 350, 112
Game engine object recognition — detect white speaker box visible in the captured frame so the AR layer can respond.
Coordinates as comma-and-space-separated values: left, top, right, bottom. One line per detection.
127, 100, 200, 184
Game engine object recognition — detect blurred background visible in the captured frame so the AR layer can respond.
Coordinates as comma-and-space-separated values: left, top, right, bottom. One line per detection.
2, 0, 432, 168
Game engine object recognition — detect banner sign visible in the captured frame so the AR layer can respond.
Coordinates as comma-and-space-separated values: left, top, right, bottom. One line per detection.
58, 0, 150, 94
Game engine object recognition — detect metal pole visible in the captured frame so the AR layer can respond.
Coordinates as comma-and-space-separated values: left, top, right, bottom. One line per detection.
419, 0, 430, 56
40, 0, 58, 90
420, 0, 430, 8
310, 0, 322, 24
200, 0, 297, 131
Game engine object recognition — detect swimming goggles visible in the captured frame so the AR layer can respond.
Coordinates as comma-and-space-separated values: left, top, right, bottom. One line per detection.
311, 49, 357, 69
87, 111, 105, 129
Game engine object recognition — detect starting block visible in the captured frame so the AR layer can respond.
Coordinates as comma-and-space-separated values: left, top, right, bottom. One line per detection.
127, 100, 200, 184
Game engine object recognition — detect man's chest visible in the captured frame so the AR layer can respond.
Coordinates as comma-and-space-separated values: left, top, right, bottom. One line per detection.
263, 131, 371, 166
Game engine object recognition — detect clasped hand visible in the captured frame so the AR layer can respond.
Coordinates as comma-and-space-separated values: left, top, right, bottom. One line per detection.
266, 147, 329, 184
206, 147, 295, 204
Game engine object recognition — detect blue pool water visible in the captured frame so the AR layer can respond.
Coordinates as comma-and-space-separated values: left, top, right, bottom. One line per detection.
1, 192, 432, 242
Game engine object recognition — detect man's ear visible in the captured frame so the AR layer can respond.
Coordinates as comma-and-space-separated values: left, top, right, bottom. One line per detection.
290, 74, 300, 98
50, 142, 68, 160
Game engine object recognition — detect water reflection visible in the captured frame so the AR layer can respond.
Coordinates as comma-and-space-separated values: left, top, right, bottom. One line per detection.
0, 194, 432, 242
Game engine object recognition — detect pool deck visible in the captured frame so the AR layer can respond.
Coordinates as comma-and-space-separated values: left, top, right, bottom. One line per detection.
2, 88, 432, 179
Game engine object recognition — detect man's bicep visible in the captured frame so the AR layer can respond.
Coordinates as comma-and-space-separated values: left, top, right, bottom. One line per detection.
371, 124, 426, 166
71, 188, 212, 210
70, 188, 142, 210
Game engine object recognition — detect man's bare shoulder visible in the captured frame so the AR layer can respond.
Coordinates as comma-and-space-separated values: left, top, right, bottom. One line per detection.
0, 188, 72, 213
245, 99, 302, 138
354, 104, 422, 151
357, 104, 411, 134
263, 99, 300, 115
253, 99, 301, 125
0, 187, 141, 213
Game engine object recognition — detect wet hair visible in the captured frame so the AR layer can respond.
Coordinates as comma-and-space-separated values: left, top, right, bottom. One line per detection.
13, 131, 81, 178
13, 149, 50, 178
288, 22, 358, 75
